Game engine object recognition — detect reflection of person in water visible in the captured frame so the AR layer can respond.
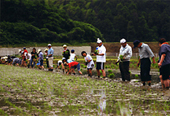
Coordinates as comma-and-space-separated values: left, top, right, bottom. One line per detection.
98, 90, 106, 115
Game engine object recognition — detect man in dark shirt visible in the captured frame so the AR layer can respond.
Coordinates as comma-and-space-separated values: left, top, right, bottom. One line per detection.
158, 38, 170, 90
62, 44, 70, 61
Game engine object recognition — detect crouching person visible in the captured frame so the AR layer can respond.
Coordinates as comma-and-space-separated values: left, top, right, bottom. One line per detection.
12, 58, 22, 66
66, 61, 82, 75
81, 51, 94, 77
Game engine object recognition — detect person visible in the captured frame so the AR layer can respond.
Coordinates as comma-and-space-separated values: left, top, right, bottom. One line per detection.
66, 61, 82, 75
62, 44, 70, 61
38, 49, 44, 70
7, 55, 12, 65
12, 58, 22, 66
116, 38, 132, 82
57, 60, 62, 69
48, 44, 54, 71
81, 51, 94, 77
26, 52, 31, 68
92, 38, 106, 79
44, 49, 49, 69
70, 49, 77, 61
158, 38, 170, 90
61, 57, 68, 73
30, 48, 38, 68
133, 40, 156, 87
21, 47, 28, 67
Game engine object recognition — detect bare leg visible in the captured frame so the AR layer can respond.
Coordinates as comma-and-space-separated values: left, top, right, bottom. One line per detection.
97, 69, 100, 77
101, 69, 106, 77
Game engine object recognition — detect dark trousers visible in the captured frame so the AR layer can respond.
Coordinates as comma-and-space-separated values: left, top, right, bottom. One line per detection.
119, 61, 130, 81
140, 58, 151, 81
46, 59, 49, 68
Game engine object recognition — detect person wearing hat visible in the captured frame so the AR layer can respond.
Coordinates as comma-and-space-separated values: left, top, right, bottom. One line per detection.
62, 44, 70, 61
30, 48, 38, 68
93, 38, 106, 79
158, 38, 170, 90
48, 44, 54, 71
116, 38, 132, 82
70, 49, 77, 61
133, 40, 156, 87
44, 48, 49, 69
37, 49, 44, 70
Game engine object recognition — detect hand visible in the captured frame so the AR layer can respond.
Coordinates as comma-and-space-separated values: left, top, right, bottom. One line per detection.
158, 62, 162, 67
115, 61, 118, 65
123, 57, 126, 60
137, 62, 140, 67
153, 60, 156, 64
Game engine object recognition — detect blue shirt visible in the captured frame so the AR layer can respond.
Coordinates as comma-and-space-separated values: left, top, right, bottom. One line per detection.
48, 48, 54, 57
39, 52, 43, 61
138, 43, 154, 59
159, 44, 170, 66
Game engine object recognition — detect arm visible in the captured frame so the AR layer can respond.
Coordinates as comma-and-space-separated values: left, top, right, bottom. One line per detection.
124, 47, 132, 60
158, 54, 166, 67
75, 55, 78, 60
137, 57, 141, 67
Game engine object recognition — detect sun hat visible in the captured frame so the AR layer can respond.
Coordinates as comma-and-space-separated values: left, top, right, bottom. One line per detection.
63, 44, 67, 48
120, 38, 126, 43
97, 38, 102, 43
18, 49, 21, 52
38, 49, 41, 53
48, 44, 51, 47
44, 48, 48, 52
133, 40, 140, 48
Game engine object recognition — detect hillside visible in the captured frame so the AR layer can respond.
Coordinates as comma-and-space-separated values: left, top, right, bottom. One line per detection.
0, 0, 104, 46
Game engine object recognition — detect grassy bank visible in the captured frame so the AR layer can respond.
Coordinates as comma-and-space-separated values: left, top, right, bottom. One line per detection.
0, 65, 169, 115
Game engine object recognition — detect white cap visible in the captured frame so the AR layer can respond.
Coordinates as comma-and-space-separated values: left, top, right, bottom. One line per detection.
97, 38, 102, 43
48, 44, 51, 47
63, 44, 67, 48
120, 38, 126, 43
38, 49, 41, 53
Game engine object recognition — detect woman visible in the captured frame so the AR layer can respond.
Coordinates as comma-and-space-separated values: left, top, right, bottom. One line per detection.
30, 48, 38, 68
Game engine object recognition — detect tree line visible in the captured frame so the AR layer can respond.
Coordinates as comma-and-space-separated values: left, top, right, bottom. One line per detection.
52, 0, 170, 42
1, 0, 170, 46
0, 0, 104, 46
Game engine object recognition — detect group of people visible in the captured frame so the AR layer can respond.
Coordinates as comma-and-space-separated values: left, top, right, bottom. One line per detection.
117, 38, 170, 90
0, 38, 170, 90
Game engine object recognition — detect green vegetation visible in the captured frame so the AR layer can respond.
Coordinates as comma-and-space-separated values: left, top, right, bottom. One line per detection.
52, 0, 170, 42
0, 65, 169, 115
0, 0, 104, 46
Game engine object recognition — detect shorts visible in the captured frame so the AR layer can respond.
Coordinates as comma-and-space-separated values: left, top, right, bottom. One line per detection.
160, 64, 170, 80
87, 68, 93, 70
96, 62, 104, 70
48, 57, 53, 68
40, 60, 43, 66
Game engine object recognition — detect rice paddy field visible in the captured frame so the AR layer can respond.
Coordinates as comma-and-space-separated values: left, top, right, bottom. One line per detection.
0, 64, 170, 116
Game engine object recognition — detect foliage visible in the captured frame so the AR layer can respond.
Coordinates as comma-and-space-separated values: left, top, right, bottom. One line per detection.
51, 0, 170, 42
0, 0, 104, 46
108, 73, 115, 78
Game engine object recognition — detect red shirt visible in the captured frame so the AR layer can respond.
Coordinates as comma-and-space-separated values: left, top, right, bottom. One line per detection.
22, 50, 28, 59
68, 61, 79, 68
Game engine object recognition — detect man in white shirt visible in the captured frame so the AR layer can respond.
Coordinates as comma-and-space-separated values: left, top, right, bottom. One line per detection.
81, 51, 94, 77
93, 38, 106, 78
26, 53, 31, 68
116, 38, 132, 81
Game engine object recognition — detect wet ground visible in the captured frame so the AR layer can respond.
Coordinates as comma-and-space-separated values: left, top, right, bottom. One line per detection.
0, 65, 170, 115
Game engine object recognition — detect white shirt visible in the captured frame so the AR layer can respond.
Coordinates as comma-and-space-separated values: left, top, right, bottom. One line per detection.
84, 54, 94, 68
57, 60, 62, 66
26, 53, 31, 60
96, 45, 106, 62
117, 44, 132, 62
70, 53, 76, 61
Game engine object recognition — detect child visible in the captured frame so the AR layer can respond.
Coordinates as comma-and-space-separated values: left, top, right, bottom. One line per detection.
66, 61, 82, 75
44, 49, 49, 69
81, 51, 94, 77
70, 49, 77, 61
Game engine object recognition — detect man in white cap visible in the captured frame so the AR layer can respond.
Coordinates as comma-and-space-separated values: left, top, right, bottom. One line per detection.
62, 44, 70, 61
93, 38, 106, 79
116, 38, 132, 82
48, 44, 54, 71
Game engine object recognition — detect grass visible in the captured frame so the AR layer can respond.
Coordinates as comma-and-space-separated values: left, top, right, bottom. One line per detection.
0, 65, 169, 115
